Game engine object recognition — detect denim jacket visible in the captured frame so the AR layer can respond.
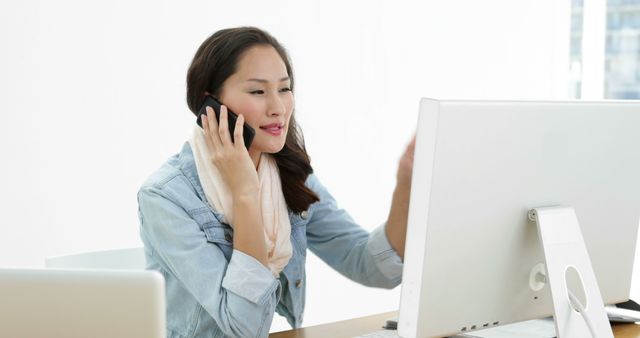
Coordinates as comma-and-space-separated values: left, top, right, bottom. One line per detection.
137, 143, 403, 338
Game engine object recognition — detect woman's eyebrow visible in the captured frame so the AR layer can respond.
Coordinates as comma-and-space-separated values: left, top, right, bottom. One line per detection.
246, 77, 290, 83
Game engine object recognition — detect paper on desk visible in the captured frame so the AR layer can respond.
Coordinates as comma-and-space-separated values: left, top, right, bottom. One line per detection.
354, 329, 400, 338
357, 318, 556, 338
451, 317, 556, 338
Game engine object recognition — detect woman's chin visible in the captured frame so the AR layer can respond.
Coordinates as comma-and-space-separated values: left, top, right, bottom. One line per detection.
253, 142, 286, 154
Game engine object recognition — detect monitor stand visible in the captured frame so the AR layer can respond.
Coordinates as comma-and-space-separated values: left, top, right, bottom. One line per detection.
529, 206, 614, 338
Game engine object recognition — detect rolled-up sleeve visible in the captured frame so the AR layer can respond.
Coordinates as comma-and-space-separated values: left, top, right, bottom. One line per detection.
367, 225, 403, 281
222, 250, 280, 305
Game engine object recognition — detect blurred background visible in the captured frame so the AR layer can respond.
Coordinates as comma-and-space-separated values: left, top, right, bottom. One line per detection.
1, 0, 638, 333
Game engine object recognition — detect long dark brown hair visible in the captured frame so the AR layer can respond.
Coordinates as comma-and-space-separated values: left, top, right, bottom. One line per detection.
186, 27, 319, 213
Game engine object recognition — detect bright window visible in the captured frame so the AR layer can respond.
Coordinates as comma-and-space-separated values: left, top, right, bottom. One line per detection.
571, 0, 640, 99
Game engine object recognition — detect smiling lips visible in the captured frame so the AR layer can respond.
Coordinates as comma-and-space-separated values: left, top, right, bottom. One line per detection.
259, 123, 285, 136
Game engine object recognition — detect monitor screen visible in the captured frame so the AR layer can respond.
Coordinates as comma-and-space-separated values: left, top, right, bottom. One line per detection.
398, 98, 640, 338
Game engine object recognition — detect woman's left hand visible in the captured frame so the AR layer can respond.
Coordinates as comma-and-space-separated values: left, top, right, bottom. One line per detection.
396, 136, 416, 186
385, 135, 416, 260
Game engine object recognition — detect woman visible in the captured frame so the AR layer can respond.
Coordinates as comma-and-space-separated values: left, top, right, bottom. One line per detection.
137, 26, 414, 338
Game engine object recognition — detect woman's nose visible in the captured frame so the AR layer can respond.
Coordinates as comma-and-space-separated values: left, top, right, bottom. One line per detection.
267, 95, 285, 116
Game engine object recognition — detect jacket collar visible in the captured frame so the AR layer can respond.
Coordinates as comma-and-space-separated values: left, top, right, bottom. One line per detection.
176, 142, 208, 204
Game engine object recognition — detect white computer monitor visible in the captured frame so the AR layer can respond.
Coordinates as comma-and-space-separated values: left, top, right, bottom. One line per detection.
398, 98, 640, 338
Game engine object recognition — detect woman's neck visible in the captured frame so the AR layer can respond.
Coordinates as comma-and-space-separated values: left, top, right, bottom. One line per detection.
249, 150, 262, 170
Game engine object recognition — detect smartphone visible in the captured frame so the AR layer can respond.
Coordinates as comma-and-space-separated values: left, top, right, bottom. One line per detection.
197, 95, 255, 149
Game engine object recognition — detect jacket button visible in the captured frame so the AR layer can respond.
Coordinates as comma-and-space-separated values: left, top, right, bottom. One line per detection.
300, 211, 309, 220
295, 279, 303, 288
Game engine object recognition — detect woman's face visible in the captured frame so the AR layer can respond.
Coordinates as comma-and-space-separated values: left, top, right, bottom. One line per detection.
218, 45, 294, 160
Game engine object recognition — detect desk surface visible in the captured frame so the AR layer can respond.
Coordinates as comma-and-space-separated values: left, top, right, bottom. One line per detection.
270, 311, 640, 338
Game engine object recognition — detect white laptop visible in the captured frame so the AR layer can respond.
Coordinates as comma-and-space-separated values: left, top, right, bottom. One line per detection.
0, 268, 165, 338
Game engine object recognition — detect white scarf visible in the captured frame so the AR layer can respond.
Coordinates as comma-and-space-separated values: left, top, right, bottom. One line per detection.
188, 126, 292, 277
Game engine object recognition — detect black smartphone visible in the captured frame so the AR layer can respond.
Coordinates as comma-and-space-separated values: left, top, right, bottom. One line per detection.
197, 95, 255, 149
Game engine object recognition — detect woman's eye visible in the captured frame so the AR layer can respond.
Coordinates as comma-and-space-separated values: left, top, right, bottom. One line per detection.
250, 90, 264, 95
280, 87, 292, 92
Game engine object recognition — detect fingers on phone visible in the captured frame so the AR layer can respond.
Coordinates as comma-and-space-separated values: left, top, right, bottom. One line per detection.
202, 107, 210, 130
234, 114, 245, 148
206, 106, 217, 128
204, 106, 222, 149
218, 105, 232, 146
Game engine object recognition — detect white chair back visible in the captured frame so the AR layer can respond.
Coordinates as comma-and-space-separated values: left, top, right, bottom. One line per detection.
45, 247, 146, 270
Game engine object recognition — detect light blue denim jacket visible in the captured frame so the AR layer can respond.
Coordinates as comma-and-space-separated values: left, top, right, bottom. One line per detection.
137, 143, 403, 338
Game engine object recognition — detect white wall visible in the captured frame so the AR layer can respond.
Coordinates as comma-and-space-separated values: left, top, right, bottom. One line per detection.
1, 0, 637, 333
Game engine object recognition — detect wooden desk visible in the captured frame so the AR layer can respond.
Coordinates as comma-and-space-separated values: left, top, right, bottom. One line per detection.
270, 311, 640, 338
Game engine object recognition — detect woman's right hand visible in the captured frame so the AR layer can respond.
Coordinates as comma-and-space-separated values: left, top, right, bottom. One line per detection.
201, 105, 260, 201
202, 105, 268, 266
